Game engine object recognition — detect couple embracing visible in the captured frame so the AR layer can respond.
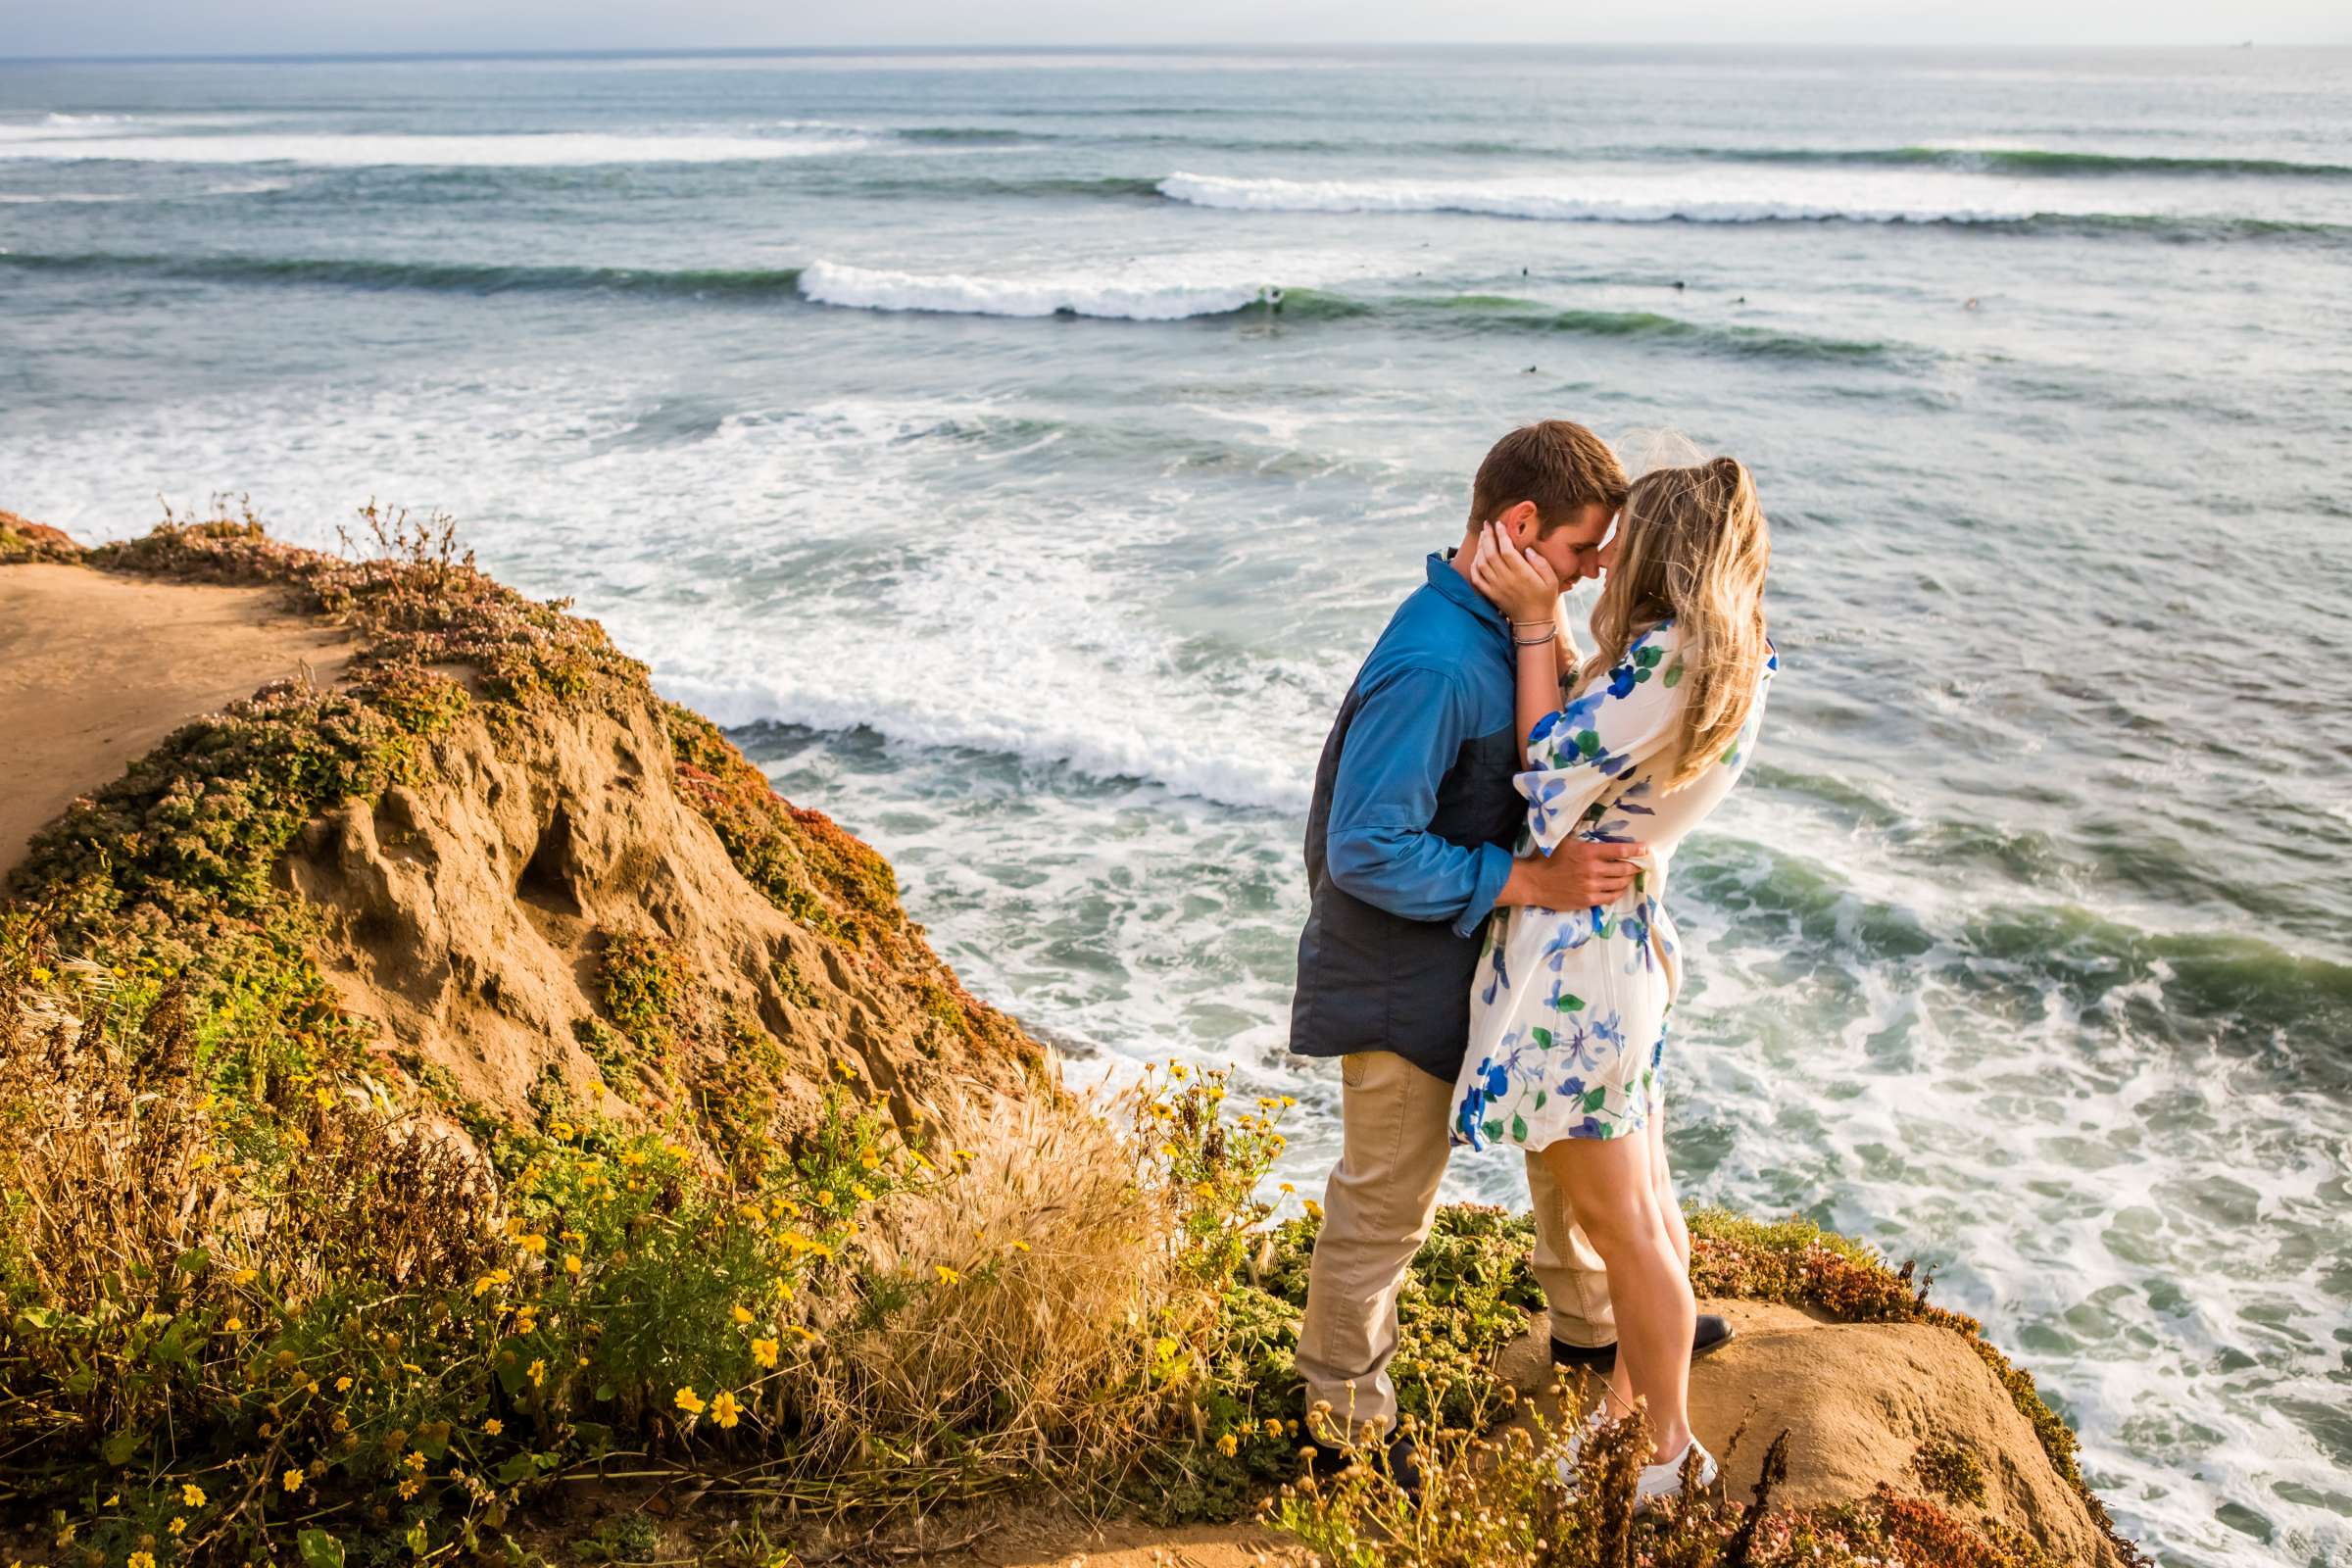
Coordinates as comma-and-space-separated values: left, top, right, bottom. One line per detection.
1290, 420, 1775, 1506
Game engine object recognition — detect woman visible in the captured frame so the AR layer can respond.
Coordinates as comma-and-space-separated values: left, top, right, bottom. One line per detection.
1453, 455, 1775, 1505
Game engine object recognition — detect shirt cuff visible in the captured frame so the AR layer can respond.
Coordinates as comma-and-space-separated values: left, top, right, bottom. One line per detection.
1451, 842, 1515, 938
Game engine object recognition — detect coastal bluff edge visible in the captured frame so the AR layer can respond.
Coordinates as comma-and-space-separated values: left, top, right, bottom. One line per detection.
0, 505, 2140, 1568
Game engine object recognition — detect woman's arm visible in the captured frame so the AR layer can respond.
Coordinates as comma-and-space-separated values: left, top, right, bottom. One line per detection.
1514, 630, 1564, 769
1466, 522, 1577, 765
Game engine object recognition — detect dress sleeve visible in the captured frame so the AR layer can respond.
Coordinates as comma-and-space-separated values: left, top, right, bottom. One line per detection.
1517, 624, 1690, 855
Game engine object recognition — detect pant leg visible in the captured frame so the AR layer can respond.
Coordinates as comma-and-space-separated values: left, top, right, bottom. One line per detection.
1525, 1147, 1616, 1349
1296, 1050, 1453, 1441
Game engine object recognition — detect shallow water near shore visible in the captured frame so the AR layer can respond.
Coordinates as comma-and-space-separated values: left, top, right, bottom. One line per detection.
4, 43, 2350, 1566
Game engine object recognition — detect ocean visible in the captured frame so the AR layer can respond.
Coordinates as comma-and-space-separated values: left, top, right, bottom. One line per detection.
1, 44, 2346, 1565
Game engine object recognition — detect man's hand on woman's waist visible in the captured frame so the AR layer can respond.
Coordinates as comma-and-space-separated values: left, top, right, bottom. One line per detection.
1494, 839, 1646, 910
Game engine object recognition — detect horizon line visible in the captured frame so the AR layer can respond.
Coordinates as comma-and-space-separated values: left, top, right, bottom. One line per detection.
4, 39, 2342, 67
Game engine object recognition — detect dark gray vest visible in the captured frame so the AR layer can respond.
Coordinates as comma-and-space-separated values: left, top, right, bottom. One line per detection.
1288, 689, 1525, 1082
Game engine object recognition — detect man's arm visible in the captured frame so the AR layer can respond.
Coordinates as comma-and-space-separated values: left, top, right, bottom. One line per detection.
1323, 665, 1637, 935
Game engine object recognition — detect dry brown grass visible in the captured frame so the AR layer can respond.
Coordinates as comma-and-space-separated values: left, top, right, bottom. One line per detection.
773, 1088, 1185, 1494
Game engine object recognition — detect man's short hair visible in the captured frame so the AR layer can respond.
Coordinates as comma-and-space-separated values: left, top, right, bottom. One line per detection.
1469, 421, 1630, 535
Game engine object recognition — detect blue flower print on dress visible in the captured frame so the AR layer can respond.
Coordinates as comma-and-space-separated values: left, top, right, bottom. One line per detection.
1551, 1016, 1603, 1073
1618, 909, 1653, 971
1525, 775, 1573, 843
1480, 941, 1511, 1004
1540, 923, 1590, 971
1454, 1054, 1510, 1145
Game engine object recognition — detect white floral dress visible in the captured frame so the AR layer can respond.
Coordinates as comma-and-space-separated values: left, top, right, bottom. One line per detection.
1452, 619, 1775, 1151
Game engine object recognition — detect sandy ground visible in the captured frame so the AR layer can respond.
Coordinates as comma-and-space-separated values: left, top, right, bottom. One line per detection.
0, 562, 354, 881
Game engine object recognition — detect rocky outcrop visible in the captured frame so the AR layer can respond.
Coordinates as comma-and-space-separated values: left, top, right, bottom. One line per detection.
3, 509, 1046, 1164
281, 669, 1037, 1134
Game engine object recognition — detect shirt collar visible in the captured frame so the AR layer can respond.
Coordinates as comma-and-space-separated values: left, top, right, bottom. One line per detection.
1426, 550, 1507, 634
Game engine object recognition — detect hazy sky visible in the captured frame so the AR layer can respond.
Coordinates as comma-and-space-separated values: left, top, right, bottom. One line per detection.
1, 0, 2342, 61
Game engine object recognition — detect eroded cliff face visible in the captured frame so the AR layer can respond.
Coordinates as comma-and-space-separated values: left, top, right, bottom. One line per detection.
282, 670, 1043, 1142
4, 508, 1046, 1171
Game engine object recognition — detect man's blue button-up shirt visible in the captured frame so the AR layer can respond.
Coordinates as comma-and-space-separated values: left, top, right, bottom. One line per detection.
1322, 552, 1517, 937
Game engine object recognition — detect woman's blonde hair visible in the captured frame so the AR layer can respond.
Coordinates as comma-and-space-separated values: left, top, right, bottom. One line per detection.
1582, 455, 1772, 790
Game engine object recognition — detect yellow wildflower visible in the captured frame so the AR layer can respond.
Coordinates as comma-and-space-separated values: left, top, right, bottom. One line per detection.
1263, 1418, 1283, 1437
564, 1253, 583, 1276
1009, 1240, 1032, 1253
527, 1358, 546, 1388
313, 1085, 336, 1110
674, 1386, 706, 1415
180, 1483, 207, 1508
852, 1182, 873, 1201
1303, 1199, 1324, 1220
517, 1233, 548, 1255
1216, 1433, 1238, 1457
710, 1389, 741, 1429
169, 1517, 188, 1538
731, 1303, 754, 1325
230, 1268, 257, 1287
223, 1316, 243, 1333
858, 1151, 879, 1170
751, 1337, 779, 1368
816, 1190, 834, 1207
484, 1418, 503, 1437
398, 1478, 421, 1499
473, 1268, 512, 1298
335, 1375, 353, 1392
130, 1553, 156, 1568
1169, 1062, 1188, 1080
935, 1264, 960, 1286
281, 1468, 304, 1493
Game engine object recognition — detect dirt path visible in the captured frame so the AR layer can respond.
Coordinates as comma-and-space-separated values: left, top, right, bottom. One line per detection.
0, 562, 354, 880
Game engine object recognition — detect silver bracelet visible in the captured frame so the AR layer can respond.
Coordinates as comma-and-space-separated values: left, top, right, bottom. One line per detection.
1512, 625, 1557, 647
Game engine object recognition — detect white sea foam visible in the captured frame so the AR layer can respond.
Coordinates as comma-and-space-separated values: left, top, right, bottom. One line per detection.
0, 130, 870, 167
797, 257, 1282, 320
1156, 167, 2202, 224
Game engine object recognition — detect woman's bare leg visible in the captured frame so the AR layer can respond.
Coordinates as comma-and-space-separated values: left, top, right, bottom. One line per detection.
1648, 1105, 1689, 1276
1540, 1129, 1694, 1462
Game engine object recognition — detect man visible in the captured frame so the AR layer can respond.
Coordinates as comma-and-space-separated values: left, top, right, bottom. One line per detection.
1290, 420, 1728, 1480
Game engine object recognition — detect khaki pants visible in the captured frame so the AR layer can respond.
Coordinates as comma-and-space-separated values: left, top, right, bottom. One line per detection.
1296, 1050, 1613, 1439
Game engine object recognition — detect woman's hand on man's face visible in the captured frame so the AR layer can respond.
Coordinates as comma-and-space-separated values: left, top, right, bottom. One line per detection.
1469, 520, 1564, 623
